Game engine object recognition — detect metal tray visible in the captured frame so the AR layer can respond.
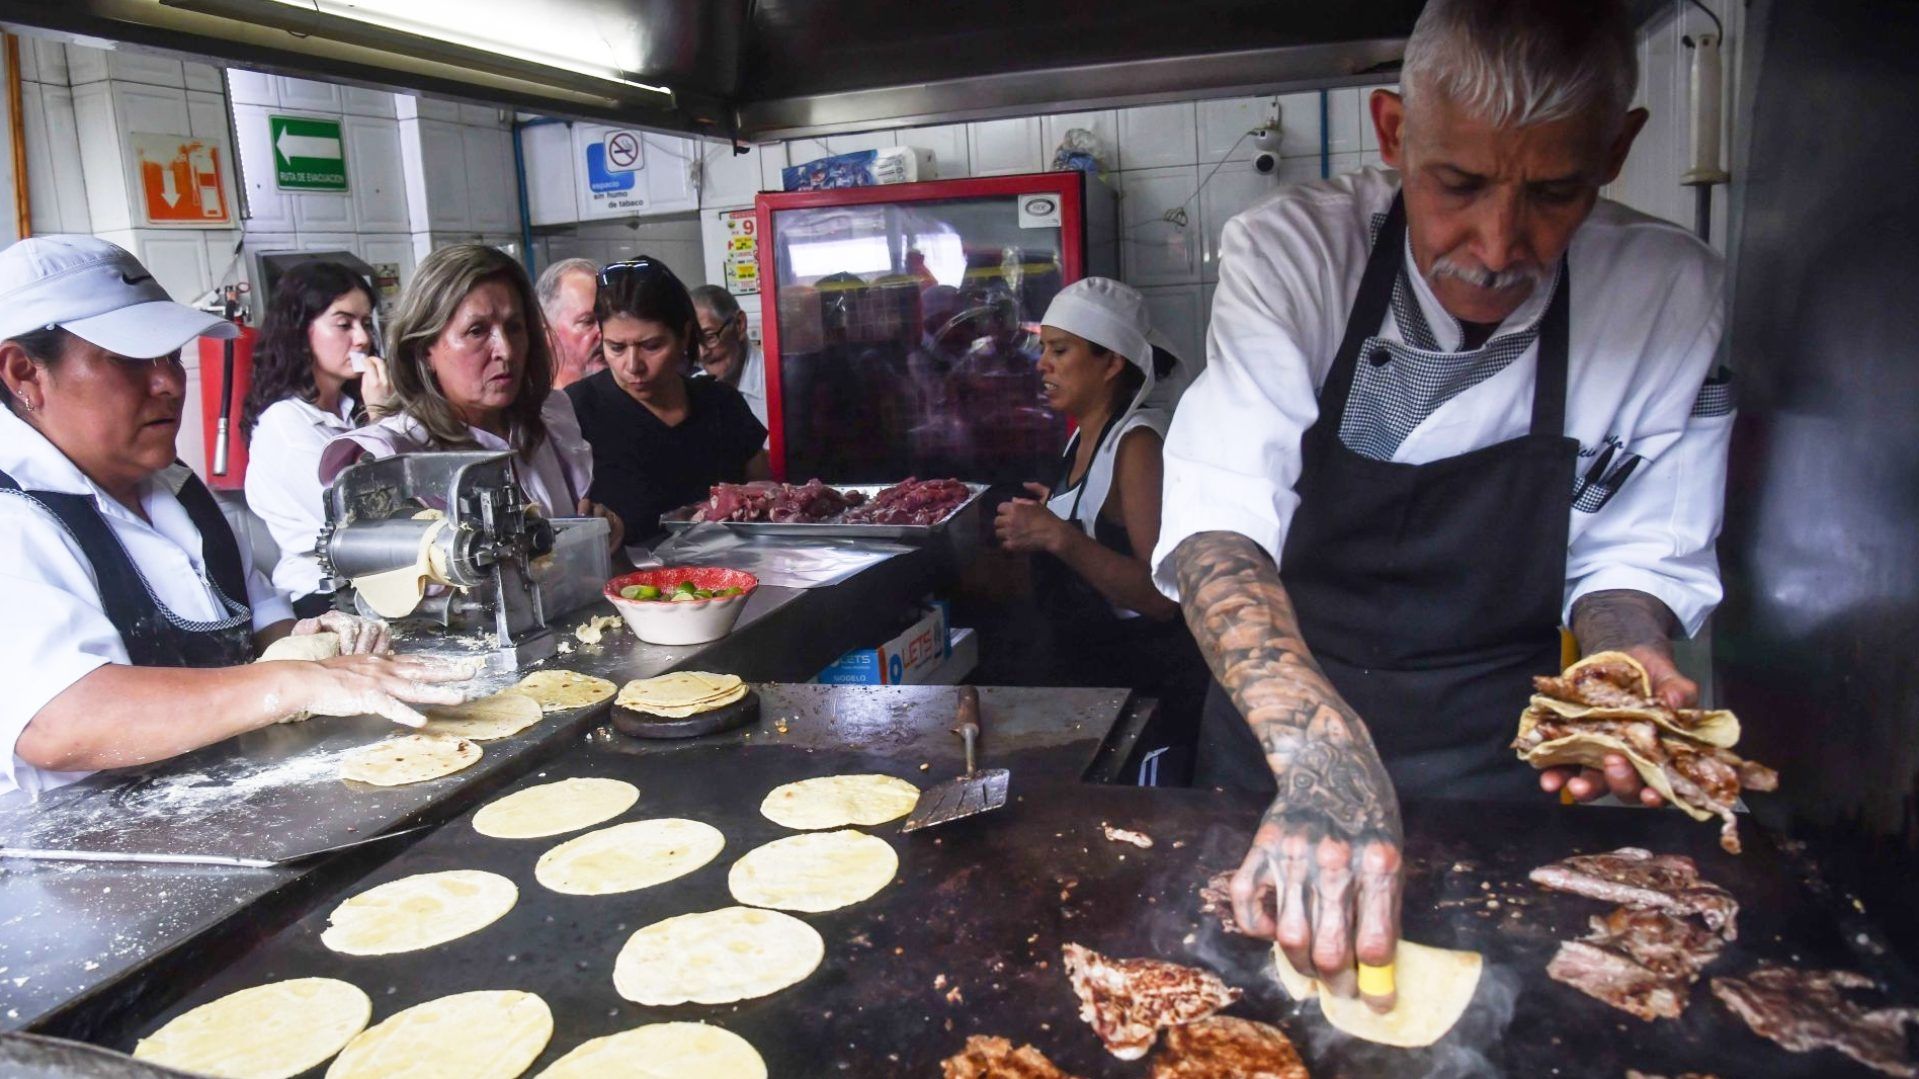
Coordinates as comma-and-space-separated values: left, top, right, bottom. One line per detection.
657, 482, 987, 541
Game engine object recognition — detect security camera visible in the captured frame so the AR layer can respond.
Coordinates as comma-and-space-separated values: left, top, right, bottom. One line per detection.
1250, 124, 1283, 176
1253, 151, 1278, 175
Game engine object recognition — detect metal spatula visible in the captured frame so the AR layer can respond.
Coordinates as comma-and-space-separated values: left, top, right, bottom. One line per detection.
902, 686, 1009, 833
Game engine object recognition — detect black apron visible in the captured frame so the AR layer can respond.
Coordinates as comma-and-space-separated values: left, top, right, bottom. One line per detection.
1195, 194, 1576, 800
0, 466, 255, 668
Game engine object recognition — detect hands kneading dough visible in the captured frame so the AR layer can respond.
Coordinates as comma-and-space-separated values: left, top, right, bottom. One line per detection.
289, 610, 392, 655
297, 654, 477, 728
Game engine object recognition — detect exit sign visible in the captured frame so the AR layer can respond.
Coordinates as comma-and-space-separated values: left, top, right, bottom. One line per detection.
269, 115, 347, 192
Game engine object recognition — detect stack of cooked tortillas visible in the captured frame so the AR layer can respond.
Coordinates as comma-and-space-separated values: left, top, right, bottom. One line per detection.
615, 671, 748, 717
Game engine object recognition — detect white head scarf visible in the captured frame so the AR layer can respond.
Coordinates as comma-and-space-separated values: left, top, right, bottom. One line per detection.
1040, 277, 1156, 413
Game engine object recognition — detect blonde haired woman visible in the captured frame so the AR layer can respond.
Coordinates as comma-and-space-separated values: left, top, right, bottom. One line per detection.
320, 245, 621, 548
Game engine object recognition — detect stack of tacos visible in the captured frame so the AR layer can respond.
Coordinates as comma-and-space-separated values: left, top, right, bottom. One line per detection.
1512, 652, 1778, 853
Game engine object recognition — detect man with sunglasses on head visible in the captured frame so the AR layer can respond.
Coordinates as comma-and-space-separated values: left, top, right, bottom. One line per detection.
566, 259, 770, 546
690, 285, 768, 433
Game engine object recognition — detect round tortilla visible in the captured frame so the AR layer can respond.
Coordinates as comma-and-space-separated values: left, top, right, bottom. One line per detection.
340, 735, 481, 786
321, 870, 517, 956
613, 907, 824, 1006
616, 672, 743, 711
133, 977, 370, 1079
534, 1023, 766, 1079
256, 632, 342, 663
420, 691, 544, 741
472, 777, 639, 840
534, 818, 724, 896
728, 829, 898, 912
759, 773, 920, 830
619, 684, 750, 719
325, 990, 551, 1079
1272, 941, 1483, 1048
513, 670, 618, 712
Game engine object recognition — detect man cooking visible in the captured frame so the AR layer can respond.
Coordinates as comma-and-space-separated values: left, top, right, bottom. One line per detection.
536, 258, 606, 390
1153, 0, 1735, 1013
690, 285, 769, 431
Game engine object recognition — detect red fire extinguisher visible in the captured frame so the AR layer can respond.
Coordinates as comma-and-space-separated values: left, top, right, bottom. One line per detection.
198, 283, 255, 491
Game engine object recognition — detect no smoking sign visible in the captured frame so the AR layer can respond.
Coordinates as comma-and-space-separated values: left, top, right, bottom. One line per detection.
604, 131, 642, 172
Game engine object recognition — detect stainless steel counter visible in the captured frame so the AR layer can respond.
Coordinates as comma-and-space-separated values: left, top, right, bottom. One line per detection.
0, 540, 967, 1033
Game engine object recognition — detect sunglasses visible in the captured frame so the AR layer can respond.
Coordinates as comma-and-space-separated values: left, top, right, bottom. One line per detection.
597, 257, 681, 288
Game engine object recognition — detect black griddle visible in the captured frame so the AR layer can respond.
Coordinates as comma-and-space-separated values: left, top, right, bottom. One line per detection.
100, 738, 1916, 1078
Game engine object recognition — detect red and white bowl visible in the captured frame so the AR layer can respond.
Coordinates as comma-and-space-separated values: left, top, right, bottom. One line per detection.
603, 567, 759, 646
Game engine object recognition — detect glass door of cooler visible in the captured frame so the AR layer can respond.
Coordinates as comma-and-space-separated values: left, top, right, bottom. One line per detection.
759, 173, 1100, 484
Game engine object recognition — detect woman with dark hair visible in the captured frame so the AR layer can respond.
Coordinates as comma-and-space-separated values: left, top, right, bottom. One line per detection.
566, 256, 769, 543
318, 244, 620, 548
994, 277, 1207, 781
243, 261, 389, 616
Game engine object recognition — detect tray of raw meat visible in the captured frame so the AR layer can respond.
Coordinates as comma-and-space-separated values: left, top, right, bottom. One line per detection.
659, 477, 984, 540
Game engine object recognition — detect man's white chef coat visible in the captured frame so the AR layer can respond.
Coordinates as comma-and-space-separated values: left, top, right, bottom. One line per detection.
0, 406, 293, 797
739, 344, 769, 432
244, 395, 355, 600
1152, 168, 1733, 635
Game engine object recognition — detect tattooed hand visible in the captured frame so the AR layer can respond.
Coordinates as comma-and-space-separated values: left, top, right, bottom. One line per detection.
1173, 531, 1403, 1012
1541, 589, 1693, 806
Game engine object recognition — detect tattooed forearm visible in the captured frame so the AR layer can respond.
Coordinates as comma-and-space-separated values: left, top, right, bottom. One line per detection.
1571, 589, 1681, 658
1172, 531, 1399, 838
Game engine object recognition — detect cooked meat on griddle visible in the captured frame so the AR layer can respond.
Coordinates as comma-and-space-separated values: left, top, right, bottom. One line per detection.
1150, 1016, 1310, 1079
1198, 871, 1248, 937
940, 1035, 1082, 1079
1535, 653, 1662, 710
1549, 939, 1690, 1021
1062, 943, 1242, 1061
1712, 966, 1919, 1078
1529, 848, 1738, 939
1545, 908, 1725, 1021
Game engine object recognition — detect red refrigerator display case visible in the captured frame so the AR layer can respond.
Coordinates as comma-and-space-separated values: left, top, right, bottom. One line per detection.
755, 170, 1117, 483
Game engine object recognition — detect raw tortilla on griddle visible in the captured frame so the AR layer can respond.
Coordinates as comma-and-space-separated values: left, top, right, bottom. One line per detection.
1272, 940, 1483, 1048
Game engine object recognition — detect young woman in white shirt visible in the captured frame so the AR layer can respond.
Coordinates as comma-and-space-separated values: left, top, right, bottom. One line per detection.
242, 261, 393, 618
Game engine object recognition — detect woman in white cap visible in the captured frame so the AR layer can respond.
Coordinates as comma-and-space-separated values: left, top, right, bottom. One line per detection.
318, 244, 621, 550
994, 277, 1207, 778
0, 236, 472, 797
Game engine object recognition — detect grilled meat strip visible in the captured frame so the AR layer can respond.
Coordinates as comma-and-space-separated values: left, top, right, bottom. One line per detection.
1150, 1016, 1310, 1079
1712, 966, 1919, 1078
1062, 943, 1241, 1061
1545, 908, 1725, 1021
1535, 655, 1661, 710
1529, 848, 1738, 938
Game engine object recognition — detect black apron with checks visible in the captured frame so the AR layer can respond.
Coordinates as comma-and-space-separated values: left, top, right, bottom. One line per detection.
1195, 194, 1576, 799
0, 466, 255, 668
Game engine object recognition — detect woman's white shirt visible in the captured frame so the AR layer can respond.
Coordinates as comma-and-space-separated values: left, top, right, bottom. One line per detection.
245, 395, 355, 600
0, 407, 293, 797
318, 391, 594, 518
1046, 405, 1172, 620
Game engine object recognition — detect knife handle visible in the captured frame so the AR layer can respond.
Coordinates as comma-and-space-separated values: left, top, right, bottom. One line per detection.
956, 685, 980, 774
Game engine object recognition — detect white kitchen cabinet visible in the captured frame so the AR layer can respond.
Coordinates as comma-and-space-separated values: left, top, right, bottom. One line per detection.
395, 95, 462, 123
341, 87, 397, 118
522, 123, 577, 226
230, 104, 294, 233
21, 83, 92, 235
71, 83, 130, 232
896, 124, 968, 179
346, 115, 411, 233
641, 134, 698, 214
27, 40, 69, 86
967, 118, 1043, 177
359, 235, 418, 294
460, 103, 508, 128
402, 117, 471, 232
106, 52, 186, 89
276, 77, 341, 112
1041, 110, 1118, 171
466, 126, 520, 233
697, 137, 762, 209
1118, 166, 1200, 286
225, 69, 276, 107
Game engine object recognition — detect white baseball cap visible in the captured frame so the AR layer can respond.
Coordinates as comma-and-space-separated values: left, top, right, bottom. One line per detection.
1041, 277, 1153, 374
0, 235, 237, 359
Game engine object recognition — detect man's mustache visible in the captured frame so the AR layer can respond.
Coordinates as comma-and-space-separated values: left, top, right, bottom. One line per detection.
1428, 255, 1546, 292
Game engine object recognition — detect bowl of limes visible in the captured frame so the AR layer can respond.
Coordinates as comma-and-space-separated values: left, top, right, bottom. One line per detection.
603, 566, 759, 645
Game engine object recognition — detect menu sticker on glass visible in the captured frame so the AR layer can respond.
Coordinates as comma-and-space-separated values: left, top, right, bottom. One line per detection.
1017, 193, 1062, 229
723, 209, 760, 295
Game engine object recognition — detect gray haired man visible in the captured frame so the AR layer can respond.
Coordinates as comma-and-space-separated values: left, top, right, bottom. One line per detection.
1153, 0, 1734, 1010
690, 285, 768, 430
535, 257, 604, 389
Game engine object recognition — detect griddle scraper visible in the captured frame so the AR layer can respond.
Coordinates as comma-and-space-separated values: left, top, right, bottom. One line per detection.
902, 686, 1008, 833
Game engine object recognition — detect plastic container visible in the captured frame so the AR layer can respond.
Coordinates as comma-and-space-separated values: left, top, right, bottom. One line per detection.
604, 567, 759, 646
